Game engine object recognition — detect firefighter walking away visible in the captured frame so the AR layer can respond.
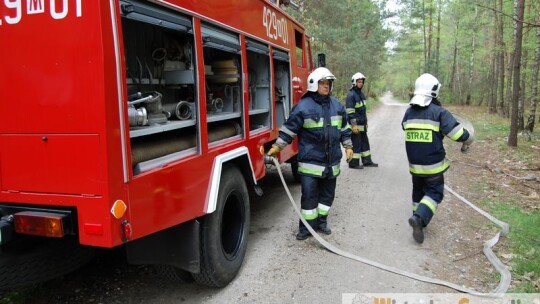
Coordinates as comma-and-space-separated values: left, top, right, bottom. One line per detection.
401, 73, 474, 244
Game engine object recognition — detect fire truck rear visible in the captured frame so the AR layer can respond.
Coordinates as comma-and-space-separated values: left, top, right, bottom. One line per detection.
0, 0, 314, 289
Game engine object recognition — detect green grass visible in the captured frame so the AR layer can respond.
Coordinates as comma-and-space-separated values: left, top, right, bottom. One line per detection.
447, 105, 540, 292
491, 203, 540, 292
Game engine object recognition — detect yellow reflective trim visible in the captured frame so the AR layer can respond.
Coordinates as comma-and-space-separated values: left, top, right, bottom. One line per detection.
409, 161, 449, 175
298, 163, 325, 176
298, 167, 323, 176
360, 151, 371, 157
301, 209, 319, 220
303, 121, 324, 128
449, 128, 464, 141
403, 123, 439, 132
420, 198, 437, 214
317, 204, 330, 216
331, 121, 342, 128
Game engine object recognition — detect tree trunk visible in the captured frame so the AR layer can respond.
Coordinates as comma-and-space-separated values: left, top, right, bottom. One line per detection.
525, 5, 539, 134
466, 6, 478, 106
508, 0, 525, 147
435, 0, 441, 75
505, 36, 515, 118
488, 4, 498, 113
422, 0, 427, 67
488, 2, 501, 114
488, 54, 496, 110
518, 51, 527, 130
427, 0, 433, 71
450, 21, 459, 92
497, 0, 506, 116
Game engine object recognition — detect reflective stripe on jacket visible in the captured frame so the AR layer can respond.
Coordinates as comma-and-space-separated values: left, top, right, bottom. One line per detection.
401, 102, 470, 176
276, 93, 352, 178
345, 88, 367, 126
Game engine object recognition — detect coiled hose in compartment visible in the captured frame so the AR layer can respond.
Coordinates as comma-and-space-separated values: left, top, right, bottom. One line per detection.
131, 121, 240, 166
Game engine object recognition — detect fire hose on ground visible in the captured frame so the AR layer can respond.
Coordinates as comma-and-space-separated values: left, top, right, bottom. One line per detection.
268, 156, 510, 298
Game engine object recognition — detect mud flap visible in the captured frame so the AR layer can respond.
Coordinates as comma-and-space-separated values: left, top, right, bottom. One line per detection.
126, 219, 200, 273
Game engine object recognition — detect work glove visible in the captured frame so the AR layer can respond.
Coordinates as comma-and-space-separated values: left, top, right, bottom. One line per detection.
460, 133, 475, 153
345, 148, 354, 162
351, 125, 360, 134
267, 145, 283, 157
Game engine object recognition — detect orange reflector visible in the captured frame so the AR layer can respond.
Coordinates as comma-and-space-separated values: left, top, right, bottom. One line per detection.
259, 145, 264, 156
111, 200, 127, 219
13, 212, 65, 238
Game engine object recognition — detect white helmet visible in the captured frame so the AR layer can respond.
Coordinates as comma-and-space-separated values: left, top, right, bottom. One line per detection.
351, 72, 366, 87
306, 67, 336, 93
410, 73, 441, 107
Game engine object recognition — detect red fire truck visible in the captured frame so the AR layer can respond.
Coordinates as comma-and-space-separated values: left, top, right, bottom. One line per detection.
0, 0, 317, 289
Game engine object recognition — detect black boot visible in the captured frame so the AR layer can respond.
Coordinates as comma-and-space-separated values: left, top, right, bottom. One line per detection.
348, 159, 364, 169
296, 219, 316, 240
362, 157, 379, 167
317, 215, 332, 235
408, 214, 424, 244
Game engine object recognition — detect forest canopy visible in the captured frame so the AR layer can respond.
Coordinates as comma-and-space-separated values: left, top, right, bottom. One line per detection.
286, 0, 540, 146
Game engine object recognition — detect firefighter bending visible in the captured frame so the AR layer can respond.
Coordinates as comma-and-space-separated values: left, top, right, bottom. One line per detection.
345, 72, 379, 169
402, 73, 474, 244
268, 67, 353, 240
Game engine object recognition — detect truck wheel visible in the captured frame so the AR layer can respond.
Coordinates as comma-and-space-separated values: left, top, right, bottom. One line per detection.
192, 165, 250, 287
154, 265, 194, 283
0, 236, 95, 290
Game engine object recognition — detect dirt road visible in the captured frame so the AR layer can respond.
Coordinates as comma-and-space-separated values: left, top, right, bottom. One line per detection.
10, 93, 489, 303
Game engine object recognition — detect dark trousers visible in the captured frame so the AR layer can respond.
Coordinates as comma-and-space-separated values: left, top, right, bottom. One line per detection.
299, 174, 336, 230
412, 174, 444, 226
359, 131, 373, 164
349, 133, 362, 167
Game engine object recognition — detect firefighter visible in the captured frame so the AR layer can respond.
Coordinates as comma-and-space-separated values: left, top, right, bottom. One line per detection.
267, 67, 354, 240
345, 72, 379, 169
402, 73, 474, 244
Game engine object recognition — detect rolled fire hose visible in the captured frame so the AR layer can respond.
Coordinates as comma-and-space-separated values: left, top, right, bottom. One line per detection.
131, 122, 240, 165
270, 157, 510, 297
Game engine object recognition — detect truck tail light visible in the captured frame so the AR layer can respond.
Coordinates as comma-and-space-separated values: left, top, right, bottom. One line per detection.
13, 212, 67, 238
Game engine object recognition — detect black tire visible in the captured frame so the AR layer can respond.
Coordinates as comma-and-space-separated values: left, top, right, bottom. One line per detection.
154, 265, 194, 283
0, 236, 96, 291
192, 165, 250, 287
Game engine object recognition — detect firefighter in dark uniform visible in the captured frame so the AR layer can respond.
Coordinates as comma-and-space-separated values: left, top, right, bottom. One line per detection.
267, 67, 354, 240
402, 73, 474, 244
346, 72, 378, 169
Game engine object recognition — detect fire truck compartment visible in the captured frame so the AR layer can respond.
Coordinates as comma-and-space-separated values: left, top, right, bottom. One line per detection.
0, 134, 103, 196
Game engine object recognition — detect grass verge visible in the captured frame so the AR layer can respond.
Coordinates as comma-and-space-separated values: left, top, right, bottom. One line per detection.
447, 105, 540, 292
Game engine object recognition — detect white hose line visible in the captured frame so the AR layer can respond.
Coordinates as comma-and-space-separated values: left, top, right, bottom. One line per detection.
444, 185, 511, 295
271, 157, 509, 298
